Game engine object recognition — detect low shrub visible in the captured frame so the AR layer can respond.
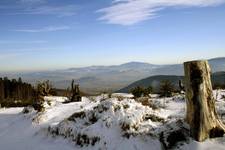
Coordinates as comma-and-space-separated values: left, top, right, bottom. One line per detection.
76, 134, 100, 147
0, 99, 33, 107
68, 111, 86, 121
143, 114, 165, 123
159, 120, 189, 149
131, 86, 153, 98
130, 86, 144, 98
159, 80, 175, 97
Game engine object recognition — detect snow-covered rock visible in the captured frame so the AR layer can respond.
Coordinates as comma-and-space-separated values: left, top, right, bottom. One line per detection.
0, 91, 225, 150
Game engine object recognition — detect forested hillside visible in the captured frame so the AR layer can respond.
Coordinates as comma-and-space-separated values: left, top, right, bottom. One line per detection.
0, 77, 36, 107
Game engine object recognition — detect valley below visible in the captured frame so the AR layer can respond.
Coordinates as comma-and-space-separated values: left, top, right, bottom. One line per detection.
2, 57, 225, 94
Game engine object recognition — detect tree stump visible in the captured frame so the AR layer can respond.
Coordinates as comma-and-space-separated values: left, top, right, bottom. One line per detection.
184, 60, 225, 141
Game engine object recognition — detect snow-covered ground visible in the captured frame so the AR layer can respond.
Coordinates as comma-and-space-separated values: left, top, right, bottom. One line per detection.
0, 91, 225, 150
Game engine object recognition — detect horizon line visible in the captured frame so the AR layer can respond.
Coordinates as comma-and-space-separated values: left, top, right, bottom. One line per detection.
0, 56, 224, 73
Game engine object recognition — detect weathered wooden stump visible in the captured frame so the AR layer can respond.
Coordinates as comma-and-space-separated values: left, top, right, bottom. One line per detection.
184, 60, 225, 141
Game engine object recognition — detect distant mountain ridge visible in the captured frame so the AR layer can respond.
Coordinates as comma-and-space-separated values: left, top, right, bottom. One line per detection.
117, 72, 225, 93
1, 57, 225, 94
67, 62, 159, 72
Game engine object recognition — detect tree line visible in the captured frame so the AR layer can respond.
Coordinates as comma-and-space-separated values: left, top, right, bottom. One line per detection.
0, 77, 82, 108
130, 80, 179, 98
0, 77, 36, 107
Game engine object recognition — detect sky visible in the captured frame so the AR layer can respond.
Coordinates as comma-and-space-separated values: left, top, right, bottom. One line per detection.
0, 0, 225, 72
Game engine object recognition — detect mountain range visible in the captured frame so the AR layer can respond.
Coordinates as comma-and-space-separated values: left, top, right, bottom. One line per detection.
117, 72, 225, 93
1, 57, 225, 94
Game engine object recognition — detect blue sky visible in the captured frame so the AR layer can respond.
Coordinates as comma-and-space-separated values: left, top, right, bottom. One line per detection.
0, 0, 225, 72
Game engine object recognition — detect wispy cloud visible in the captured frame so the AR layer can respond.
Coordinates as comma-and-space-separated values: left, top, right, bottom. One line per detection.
0, 40, 47, 44
20, 5, 77, 17
20, 0, 46, 4
13, 26, 70, 32
0, 1, 77, 17
98, 0, 225, 25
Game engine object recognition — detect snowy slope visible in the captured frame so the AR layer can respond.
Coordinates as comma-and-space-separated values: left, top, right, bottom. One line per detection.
0, 91, 225, 150
0, 97, 98, 150
0, 107, 75, 150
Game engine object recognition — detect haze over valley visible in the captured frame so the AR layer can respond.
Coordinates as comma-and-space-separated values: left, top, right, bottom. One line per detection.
1, 57, 225, 94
